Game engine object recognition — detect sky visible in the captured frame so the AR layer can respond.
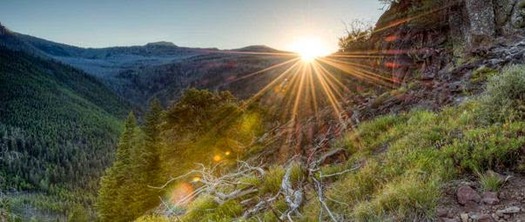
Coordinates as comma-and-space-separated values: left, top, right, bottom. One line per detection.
0, 0, 385, 52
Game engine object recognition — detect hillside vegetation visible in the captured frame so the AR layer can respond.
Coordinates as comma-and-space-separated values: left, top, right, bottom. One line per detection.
93, 0, 525, 220
100, 65, 525, 221
0, 47, 130, 221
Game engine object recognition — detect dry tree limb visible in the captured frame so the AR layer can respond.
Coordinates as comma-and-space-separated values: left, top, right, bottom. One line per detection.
153, 160, 268, 214
319, 165, 360, 178
242, 194, 280, 219
279, 162, 304, 221
214, 188, 259, 204
312, 177, 338, 222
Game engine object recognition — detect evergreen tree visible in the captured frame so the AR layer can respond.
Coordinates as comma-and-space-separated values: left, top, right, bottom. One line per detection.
128, 99, 163, 217
96, 112, 138, 222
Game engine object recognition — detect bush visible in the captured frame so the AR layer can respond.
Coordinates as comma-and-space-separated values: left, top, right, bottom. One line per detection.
480, 65, 525, 122
338, 20, 374, 52
470, 66, 498, 84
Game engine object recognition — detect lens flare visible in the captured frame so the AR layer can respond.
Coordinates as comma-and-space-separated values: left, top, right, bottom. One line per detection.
168, 183, 194, 206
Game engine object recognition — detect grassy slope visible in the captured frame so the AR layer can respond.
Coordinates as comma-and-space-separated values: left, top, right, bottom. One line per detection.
142, 66, 525, 222
304, 65, 525, 221
0, 47, 130, 220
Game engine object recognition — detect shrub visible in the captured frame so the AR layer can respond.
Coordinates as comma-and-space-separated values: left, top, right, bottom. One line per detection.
338, 20, 374, 52
470, 66, 498, 84
480, 65, 525, 122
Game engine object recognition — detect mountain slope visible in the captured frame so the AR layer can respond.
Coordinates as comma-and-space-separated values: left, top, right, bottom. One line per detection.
0, 46, 130, 220
102, 0, 525, 221
0, 25, 295, 108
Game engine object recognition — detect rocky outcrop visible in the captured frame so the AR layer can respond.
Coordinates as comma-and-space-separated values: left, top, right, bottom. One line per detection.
336, 0, 525, 120
452, 0, 525, 46
465, 0, 496, 45
495, 0, 525, 34
368, 0, 525, 78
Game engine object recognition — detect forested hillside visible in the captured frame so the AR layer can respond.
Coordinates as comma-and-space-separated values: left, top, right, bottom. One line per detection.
0, 46, 130, 220
96, 89, 267, 221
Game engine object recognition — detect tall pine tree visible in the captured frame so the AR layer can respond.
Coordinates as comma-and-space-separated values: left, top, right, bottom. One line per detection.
96, 112, 138, 222
128, 99, 163, 217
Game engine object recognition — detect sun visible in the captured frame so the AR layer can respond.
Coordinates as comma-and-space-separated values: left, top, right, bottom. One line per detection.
289, 37, 331, 62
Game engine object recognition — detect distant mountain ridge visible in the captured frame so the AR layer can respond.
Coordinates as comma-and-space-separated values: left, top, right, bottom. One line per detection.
0, 22, 294, 108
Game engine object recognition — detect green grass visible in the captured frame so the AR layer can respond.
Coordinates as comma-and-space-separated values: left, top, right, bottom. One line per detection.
181, 196, 243, 222
478, 171, 504, 192
302, 66, 525, 221
148, 65, 525, 221
259, 166, 285, 195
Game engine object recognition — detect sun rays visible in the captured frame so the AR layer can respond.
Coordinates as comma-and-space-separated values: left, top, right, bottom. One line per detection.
216, 48, 393, 124
157, 3, 463, 212
185, 1, 458, 160
289, 37, 332, 62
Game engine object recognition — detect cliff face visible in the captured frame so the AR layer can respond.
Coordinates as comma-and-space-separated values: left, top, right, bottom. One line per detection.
342, 0, 525, 119
375, 0, 525, 77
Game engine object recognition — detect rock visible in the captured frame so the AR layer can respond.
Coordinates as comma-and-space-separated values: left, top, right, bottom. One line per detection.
511, 1, 525, 28
460, 213, 469, 222
438, 208, 449, 217
488, 59, 504, 66
465, 0, 496, 45
478, 214, 495, 222
469, 212, 480, 221
482, 192, 500, 205
494, 0, 518, 34
457, 185, 481, 205
496, 206, 521, 214
442, 217, 460, 222
509, 46, 521, 55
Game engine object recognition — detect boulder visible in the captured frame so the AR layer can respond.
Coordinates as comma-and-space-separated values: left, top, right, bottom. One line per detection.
465, 0, 496, 45
457, 185, 481, 205
482, 192, 500, 205
478, 214, 495, 222
511, 0, 525, 28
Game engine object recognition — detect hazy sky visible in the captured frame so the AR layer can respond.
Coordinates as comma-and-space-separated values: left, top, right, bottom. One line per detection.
0, 0, 385, 52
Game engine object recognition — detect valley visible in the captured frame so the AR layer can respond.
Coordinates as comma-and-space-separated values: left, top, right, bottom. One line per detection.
2, 0, 525, 221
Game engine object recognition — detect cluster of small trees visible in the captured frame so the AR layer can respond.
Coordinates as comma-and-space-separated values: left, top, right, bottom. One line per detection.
96, 89, 264, 221
338, 20, 374, 51
97, 100, 162, 222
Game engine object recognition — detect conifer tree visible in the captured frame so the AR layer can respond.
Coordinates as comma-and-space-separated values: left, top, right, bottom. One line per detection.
96, 112, 138, 222
128, 99, 163, 217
